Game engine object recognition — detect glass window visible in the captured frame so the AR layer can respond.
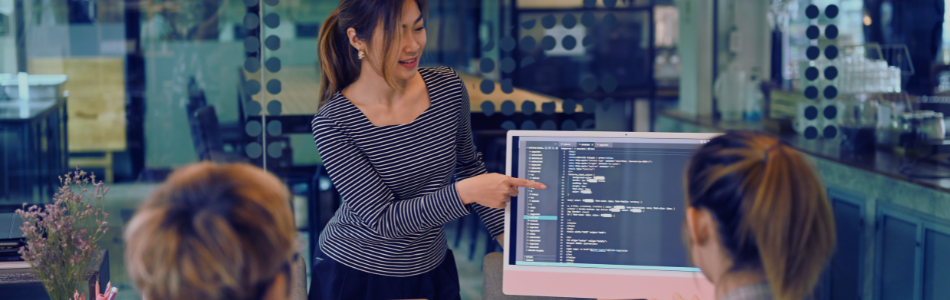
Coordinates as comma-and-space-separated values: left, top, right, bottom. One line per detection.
0, 0, 686, 298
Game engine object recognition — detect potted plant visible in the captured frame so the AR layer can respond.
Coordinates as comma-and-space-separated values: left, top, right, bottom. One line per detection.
16, 168, 110, 300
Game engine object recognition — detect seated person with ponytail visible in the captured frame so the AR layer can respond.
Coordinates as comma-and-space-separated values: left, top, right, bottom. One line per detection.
679, 131, 836, 300
124, 162, 304, 300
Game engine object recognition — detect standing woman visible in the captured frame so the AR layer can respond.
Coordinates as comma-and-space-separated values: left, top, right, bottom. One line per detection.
310, 0, 545, 299
680, 131, 836, 300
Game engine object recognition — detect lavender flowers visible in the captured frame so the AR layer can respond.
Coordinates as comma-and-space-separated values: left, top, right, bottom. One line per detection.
16, 168, 110, 300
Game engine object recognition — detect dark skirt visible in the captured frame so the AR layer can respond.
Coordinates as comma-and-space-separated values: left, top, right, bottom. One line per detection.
308, 249, 461, 300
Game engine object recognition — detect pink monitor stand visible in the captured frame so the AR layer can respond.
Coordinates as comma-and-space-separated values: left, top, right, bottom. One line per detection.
504, 269, 716, 300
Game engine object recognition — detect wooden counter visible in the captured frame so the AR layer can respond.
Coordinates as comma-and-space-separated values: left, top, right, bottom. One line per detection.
241, 65, 581, 116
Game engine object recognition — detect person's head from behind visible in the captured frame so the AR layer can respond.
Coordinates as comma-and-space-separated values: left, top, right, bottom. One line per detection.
318, 0, 429, 103
125, 162, 296, 300
683, 131, 835, 300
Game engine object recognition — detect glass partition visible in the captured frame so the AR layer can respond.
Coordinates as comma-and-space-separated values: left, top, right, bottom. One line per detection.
0, 0, 682, 298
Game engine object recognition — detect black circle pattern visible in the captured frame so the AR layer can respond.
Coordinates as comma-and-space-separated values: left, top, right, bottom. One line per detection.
825, 45, 838, 60
804, 106, 819, 120
823, 105, 838, 119
541, 15, 557, 29
522, 101, 536, 116
806, 46, 820, 60
562, 14, 577, 29
265, 35, 280, 50
244, 14, 260, 30
520, 36, 536, 51
245, 36, 260, 53
806, 26, 820, 39
805, 67, 819, 81
480, 58, 495, 73
823, 126, 838, 139
824, 66, 838, 80
805, 5, 820, 19
581, 12, 596, 27
264, 13, 280, 28
804, 127, 819, 139
266, 79, 281, 94
602, 14, 618, 29
825, 25, 839, 39
804, 86, 819, 99
500, 36, 516, 52
541, 36, 557, 51
501, 101, 516, 116
825, 4, 839, 18
267, 101, 283, 115
563, 36, 578, 50
265, 57, 281, 73
823, 86, 837, 99
245, 57, 260, 72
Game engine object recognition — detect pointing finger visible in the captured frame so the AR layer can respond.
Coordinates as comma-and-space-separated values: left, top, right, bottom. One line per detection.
508, 177, 546, 189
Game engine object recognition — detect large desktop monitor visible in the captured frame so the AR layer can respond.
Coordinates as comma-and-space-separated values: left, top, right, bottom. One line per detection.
504, 131, 720, 299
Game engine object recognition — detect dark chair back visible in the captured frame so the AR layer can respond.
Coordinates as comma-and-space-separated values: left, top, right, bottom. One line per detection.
192, 106, 226, 161
187, 78, 209, 157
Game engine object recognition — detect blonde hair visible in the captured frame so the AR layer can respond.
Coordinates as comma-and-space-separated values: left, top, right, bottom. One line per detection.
685, 131, 836, 300
124, 162, 296, 300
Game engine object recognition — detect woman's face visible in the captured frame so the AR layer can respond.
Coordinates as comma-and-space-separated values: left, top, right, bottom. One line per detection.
684, 206, 729, 284
366, 0, 426, 81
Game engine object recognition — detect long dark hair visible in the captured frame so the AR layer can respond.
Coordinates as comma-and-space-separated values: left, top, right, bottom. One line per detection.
318, 0, 429, 106
685, 131, 835, 300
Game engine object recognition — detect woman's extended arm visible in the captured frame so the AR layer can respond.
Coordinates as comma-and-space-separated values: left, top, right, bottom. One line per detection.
452, 77, 507, 241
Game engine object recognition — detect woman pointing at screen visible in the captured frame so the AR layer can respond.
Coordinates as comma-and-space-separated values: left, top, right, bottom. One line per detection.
308, 0, 545, 299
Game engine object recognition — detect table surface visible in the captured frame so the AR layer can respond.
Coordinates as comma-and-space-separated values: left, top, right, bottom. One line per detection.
661, 110, 950, 193
0, 99, 64, 121
243, 65, 576, 117
0, 249, 106, 284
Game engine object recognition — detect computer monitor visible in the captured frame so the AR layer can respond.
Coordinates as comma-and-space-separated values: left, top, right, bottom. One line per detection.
504, 131, 720, 299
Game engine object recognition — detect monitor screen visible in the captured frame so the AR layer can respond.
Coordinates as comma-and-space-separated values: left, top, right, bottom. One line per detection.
508, 135, 707, 272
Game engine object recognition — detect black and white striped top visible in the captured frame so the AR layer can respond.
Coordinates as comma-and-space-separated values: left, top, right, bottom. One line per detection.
311, 67, 504, 277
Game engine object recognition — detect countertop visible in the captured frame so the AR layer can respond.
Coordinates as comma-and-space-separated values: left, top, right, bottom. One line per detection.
659, 110, 950, 194
0, 98, 64, 121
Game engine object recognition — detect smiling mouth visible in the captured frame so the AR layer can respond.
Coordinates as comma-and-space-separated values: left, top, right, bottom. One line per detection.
399, 58, 417, 64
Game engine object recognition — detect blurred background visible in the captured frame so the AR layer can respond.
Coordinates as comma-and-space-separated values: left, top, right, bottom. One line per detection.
1, 0, 949, 299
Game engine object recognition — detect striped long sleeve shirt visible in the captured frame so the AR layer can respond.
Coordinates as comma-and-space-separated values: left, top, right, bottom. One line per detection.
310, 67, 504, 276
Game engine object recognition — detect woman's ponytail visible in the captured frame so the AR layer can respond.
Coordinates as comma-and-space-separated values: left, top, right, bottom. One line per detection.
686, 131, 836, 300
748, 144, 836, 300
318, 9, 361, 106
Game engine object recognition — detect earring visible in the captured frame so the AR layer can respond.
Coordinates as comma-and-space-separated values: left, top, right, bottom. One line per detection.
358, 50, 365, 60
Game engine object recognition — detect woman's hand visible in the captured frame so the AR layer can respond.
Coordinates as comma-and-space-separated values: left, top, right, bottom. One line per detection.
457, 173, 546, 209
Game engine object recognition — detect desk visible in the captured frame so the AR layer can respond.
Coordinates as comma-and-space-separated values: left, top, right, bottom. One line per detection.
0, 250, 109, 300
0, 98, 68, 205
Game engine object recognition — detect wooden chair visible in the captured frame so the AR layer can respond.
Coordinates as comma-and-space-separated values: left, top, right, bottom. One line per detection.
29, 58, 128, 183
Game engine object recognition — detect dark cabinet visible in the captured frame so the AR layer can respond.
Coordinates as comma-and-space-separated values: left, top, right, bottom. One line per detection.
817, 188, 866, 300
878, 215, 918, 300
875, 204, 950, 300
923, 229, 950, 300
828, 192, 865, 300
